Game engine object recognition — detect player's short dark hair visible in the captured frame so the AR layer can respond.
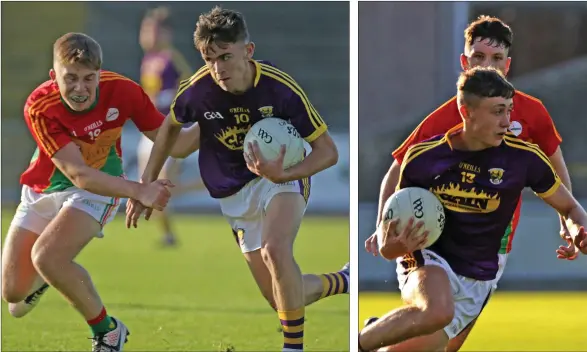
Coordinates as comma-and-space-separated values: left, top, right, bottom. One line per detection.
464, 15, 513, 52
53, 32, 102, 70
194, 6, 250, 53
457, 66, 515, 107
144, 6, 172, 30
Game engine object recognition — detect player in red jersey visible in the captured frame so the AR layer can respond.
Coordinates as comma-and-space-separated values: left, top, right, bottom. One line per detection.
363, 16, 575, 351
1, 33, 200, 352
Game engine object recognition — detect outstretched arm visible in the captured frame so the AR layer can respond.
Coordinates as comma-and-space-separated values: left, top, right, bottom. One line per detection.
541, 184, 587, 256
142, 122, 200, 159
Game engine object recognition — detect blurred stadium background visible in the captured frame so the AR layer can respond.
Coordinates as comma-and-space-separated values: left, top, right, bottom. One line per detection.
358, 2, 587, 351
1, 2, 349, 351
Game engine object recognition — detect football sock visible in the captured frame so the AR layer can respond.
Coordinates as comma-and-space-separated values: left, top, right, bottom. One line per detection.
318, 270, 349, 299
88, 306, 116, 336
279, 308, 304, 351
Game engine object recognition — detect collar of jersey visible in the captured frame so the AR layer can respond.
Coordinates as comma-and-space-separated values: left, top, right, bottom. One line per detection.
60, 88, 100, 114
444, 122, 464, 150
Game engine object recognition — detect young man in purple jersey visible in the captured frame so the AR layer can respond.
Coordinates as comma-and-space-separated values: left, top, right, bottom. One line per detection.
358, 67, 587, 352
126, 6, 350, 351
138, 6, 206, 246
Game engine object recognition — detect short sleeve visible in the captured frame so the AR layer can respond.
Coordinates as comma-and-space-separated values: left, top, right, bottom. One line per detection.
24, 102, 71, 157
283, 82, 328, 143
529, 101, 563, 157
128, 81, 165, 132
525, 145, 561, 198
170, 82, 198, 126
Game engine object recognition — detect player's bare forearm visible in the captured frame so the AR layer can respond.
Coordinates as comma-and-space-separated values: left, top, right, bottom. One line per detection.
282, 132, 338, 182
377, 160, 401, 225
52, 143, 143, 199
142, 115, 182, 183
564, 205, 587, 241
71, 167, 142, 199
172, 122, 200, 158
142, 122, 199, 159
549, 148, 573, 227
542, 184, 585, 240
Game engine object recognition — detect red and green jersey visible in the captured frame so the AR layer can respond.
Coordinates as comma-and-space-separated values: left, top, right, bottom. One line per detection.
20, 71, 164, 193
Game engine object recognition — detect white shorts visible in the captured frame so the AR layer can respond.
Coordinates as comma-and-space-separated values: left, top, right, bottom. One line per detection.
10, 185, 121, 238
492, 253, 508, 291
219, 177, 311, 253
137, 134, 180, 171
396, 249, 494, 340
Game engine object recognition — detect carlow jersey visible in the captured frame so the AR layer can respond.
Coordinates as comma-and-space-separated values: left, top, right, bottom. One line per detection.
21, 71, 164, 193
170, 60, 328, 199
140, 47, 192, 115
397, 126, 560, 281
391, 91, 563, 254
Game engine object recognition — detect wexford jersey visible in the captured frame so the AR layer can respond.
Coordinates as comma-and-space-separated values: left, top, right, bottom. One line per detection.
391, 91, 563, 254
140, 48, 192, 115
398, 126, 561, 281
21, 71, 164, 193
170, 60, 328, 199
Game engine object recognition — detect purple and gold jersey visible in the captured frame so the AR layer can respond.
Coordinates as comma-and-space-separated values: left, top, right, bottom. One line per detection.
398, 125, 560, 281
170, 60, 328, 198
140, 48, 192, 115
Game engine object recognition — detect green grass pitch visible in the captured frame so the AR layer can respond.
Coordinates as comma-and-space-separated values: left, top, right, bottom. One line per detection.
1, 209, 349, 351
359, 291, 586, 351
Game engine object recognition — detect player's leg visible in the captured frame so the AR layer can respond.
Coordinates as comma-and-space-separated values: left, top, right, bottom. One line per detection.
443, 252, 506, 352
2, 188, 57, 317
241, 250, 348, 310
363, 250, 495, 352
31, 193, 128, 350
445, 321, 476, 352
2, 225, 50, 317
358, 265, 453, 351
262, 192, 307, 351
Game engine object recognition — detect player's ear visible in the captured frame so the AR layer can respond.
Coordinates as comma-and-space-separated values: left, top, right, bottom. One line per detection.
49, 69, 57, 82
245, 42, 255, 59
458, 104, 470, 120
460, 54, 469, 71
504, 57, 512, 76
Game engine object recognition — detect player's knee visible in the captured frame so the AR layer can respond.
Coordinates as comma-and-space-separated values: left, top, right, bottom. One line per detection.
2, 284, 27, 304
30, 244, 56, 277
260, 242, 293, 274
420, 302, 454, 333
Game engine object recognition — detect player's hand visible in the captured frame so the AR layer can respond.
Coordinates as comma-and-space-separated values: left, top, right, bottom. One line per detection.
125, 198, 151, 229
556, 235, 579, 260
378, 217, 429, 260
244, 141, 288, 183
559, 216, 571, 241
570, 225, 587, 255
137, 179, 174, 210
365, 233, 380, 256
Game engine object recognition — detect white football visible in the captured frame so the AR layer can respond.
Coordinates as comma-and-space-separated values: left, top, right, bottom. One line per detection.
378, 187, 445, 250
244, 117, 305, 169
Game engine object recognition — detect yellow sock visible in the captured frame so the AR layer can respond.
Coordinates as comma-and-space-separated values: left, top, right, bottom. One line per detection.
318, 271, 349, 299
278, 308, 304, 350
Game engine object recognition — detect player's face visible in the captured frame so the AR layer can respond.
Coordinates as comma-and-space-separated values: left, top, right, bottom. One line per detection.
200, 41, 255, 94
140, 20, 169, 51
465, 97, 513, 147
51, 62, 100, 112
460, 38, 512, 76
